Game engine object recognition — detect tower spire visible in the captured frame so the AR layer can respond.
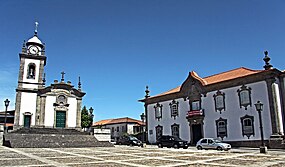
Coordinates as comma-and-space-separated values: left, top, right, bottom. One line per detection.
145, 86, 150, 99
78, 76, 82, 91
263, 51, 273, 70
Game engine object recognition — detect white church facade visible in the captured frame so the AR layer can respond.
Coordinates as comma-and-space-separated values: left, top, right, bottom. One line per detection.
140, 52, 285, 147
14, 24, 85, 130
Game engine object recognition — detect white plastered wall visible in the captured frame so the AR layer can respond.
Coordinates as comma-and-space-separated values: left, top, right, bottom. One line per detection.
147, 81, 275, 144
147, 98, 190, 144
67, 97, 77, 128
44, 96, 56, 127
19, 92, 37, 126
203, 81, 271, 142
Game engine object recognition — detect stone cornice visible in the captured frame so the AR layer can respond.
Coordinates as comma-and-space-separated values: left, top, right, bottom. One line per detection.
141, 68, 282, 105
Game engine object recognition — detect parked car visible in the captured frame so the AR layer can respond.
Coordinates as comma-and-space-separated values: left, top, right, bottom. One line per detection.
196, 138, 231, 151
116, 136, 142, 146
157, 135, 189, 149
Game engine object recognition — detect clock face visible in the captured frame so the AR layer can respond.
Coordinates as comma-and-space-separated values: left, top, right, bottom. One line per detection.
28, 45, 39, 54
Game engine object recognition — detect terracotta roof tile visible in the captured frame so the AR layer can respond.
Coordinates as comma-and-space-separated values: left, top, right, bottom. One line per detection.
150, 67, 263, 98
93, 117, 144, 126
203, 67, 262, 84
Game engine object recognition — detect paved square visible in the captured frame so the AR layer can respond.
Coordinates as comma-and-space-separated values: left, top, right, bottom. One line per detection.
0, 145, 285, 166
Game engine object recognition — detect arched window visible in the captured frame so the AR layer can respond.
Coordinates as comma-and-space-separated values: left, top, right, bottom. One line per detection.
27, 63, 36, 79
213, 90, 226, 113
155, 125, 163, 140
154, 103, 163, 121
215, 117, 227, 140
237, 85, 252, 110
240, 115, 255, 139
171, 123, 180, 138
169, 100, 179, 119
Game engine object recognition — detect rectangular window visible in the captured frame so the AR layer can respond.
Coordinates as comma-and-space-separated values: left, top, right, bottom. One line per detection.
191, 101, 200, 110
215, 96, 224, 109
117, 126, 119, 132
240, 90, 250, 105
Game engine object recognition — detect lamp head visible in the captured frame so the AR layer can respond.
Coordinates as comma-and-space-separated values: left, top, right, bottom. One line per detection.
255, 101, 263, 112
4, 99, 10, 107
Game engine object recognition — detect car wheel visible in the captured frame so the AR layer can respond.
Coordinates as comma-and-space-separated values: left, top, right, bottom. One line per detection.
173, 144, 179, 149
158, 143, 163, 148
183, 146, 188, 149
197, 146, 202, 150
217, 146, 223, 151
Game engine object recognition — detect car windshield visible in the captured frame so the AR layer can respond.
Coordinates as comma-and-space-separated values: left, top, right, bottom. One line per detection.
129, 136, 138, 140
213, 139, 222, 143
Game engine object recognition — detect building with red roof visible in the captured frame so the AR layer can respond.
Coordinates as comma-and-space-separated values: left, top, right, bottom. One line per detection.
93, 117, 145, 142
139, 51, 285, 148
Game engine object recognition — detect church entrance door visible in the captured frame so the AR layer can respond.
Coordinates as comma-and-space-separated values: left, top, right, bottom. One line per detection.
24, 115, 31, 128
192, 124, 203, 145
56, 111, 66, 128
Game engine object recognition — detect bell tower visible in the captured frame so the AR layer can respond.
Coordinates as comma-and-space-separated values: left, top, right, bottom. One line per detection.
14, 22, 47, 129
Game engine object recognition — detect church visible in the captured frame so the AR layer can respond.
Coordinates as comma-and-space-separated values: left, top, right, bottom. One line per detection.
13, 23, 85, 130
140, 52, 285, 148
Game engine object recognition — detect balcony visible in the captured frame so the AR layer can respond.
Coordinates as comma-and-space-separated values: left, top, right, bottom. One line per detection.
186, 110, 204, 118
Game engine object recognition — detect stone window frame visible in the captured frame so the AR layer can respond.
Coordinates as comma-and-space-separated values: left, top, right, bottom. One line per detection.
190, 100, 201, 111
27, 63, 36, 79
215, 117, 227, 140
213, 90, 226, 113
154, 103, 163, 121
155, 125, 163, 141
171, 123, 180, 138
240, 114, 255, 139
237, 85, 252, 110
169, 100, 179, 119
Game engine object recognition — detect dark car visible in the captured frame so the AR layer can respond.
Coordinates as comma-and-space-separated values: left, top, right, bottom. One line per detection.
157, 135, 188, 149
116, 136, 142, 146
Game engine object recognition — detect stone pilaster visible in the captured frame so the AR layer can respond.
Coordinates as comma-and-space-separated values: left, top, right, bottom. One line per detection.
35, 95, 41, 126
266, 78, 282, 136
14, 91, 22, 129
76, 98, 82, 129
40, 96, 46, 127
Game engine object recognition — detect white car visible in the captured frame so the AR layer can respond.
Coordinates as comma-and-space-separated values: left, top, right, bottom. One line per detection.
196, 138, 231, 151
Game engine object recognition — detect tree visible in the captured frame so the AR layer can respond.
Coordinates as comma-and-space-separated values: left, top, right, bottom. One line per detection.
81, 106, 91, 129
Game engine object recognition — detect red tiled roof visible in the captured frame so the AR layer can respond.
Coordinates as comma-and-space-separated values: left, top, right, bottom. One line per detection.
93, 117, 145, 126
151, 67, 264, 98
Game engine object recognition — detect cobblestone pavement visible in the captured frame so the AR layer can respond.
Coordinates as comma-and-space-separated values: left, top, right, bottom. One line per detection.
1, 145, 285, 167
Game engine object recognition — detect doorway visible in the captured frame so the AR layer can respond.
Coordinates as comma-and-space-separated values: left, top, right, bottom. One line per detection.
192, 124, 203, 145
24, 115, 31, 128
56, 111, 66, 128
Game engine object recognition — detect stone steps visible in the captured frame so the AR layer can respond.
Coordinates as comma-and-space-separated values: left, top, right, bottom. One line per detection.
4, 128, 114, 148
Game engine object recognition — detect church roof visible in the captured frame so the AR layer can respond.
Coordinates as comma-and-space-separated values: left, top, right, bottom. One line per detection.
149, 67, 265, 99
27, 35, 43, 45
93, 117, 145, 126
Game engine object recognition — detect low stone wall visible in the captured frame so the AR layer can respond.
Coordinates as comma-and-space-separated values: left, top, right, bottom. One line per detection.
4, 133, 114, 148
94, 128, 111, 142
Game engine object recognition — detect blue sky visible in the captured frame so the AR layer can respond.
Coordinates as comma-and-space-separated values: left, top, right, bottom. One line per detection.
0, 0, 284, 121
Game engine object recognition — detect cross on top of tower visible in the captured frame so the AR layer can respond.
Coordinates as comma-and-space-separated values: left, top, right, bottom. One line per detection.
61, 71, 65, 82
35, 21, 39, 35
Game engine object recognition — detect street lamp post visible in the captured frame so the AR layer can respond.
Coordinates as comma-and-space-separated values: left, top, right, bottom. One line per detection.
4, 99, 10, 134
140, 112, 145, 147
254, 101, 267, 154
